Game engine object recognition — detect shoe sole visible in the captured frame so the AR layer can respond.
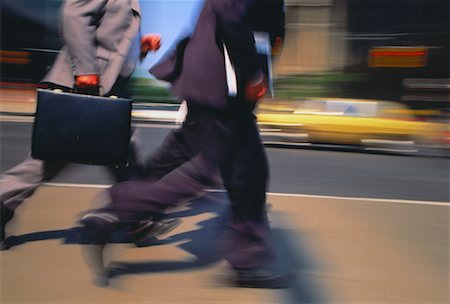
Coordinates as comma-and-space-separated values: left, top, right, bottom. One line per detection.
133, 218, 182, 244
232, 272, 297, 289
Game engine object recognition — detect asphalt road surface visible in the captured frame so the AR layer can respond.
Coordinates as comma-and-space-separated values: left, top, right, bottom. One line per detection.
1, 119, 448, 202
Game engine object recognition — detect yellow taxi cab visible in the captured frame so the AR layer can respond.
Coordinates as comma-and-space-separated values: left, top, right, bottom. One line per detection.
257, 98, 446, 154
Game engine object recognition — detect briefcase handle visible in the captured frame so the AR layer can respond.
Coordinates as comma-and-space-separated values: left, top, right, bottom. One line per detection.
52, 87, 122, 100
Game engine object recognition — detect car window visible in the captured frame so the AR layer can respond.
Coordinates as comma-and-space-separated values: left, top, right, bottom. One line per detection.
295, 100, 378, 117
294, 100, 326, 114
335, 101, 378, 117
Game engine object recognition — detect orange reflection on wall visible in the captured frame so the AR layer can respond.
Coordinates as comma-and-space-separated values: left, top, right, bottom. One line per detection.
369, 47, 428, 68
0, 50, 31, 65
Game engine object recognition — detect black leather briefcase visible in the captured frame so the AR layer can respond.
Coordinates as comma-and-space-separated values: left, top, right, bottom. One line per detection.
31, 89, 132, 166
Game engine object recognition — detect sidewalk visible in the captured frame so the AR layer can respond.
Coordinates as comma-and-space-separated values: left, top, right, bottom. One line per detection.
0, 87, 37, 114
1, 185, 448, 303
0, 87, 180, 123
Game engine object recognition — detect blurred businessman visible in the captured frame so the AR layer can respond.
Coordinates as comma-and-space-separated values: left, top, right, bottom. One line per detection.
0, 0, 161, 244
80, 0, 292, 288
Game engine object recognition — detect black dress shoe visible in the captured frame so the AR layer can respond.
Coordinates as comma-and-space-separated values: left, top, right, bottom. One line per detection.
231, 267, 297, 289
1, 206, 15, 242
79, 213, 117, 244
130, 218, 182, 245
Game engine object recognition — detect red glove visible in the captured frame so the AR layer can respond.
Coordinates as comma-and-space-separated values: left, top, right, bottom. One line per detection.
245, 74, 267, 102
75, 74, 100, 88
140, 34, 161, 59
75, 74, 100, 95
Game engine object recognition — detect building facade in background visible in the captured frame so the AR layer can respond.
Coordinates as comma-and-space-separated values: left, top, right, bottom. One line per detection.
1, 0, 448, 112
275, 0, 449, 111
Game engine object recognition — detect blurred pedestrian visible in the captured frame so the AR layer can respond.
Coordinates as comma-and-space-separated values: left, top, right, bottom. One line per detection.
80, 0, 293, 289
0, 0, 162, 245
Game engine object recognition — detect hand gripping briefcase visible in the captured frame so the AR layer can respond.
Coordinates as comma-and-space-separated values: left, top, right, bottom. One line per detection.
31, 89, 132, 166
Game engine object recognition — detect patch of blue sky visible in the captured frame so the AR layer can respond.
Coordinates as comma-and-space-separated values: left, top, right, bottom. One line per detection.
135, 0, 203, 78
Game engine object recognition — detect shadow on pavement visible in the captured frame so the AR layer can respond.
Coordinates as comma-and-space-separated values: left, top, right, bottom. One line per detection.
271, 226, 327, 303
1, 193, 228, 250
1, 192, 324, 302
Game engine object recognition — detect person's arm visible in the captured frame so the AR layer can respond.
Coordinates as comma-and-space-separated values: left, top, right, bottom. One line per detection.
213, 0, 259, 80
61, 0, 107, 78
213, 0, 266, 101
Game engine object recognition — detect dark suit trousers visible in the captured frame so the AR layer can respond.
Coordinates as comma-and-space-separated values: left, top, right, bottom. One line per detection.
100, 103, 276, 268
